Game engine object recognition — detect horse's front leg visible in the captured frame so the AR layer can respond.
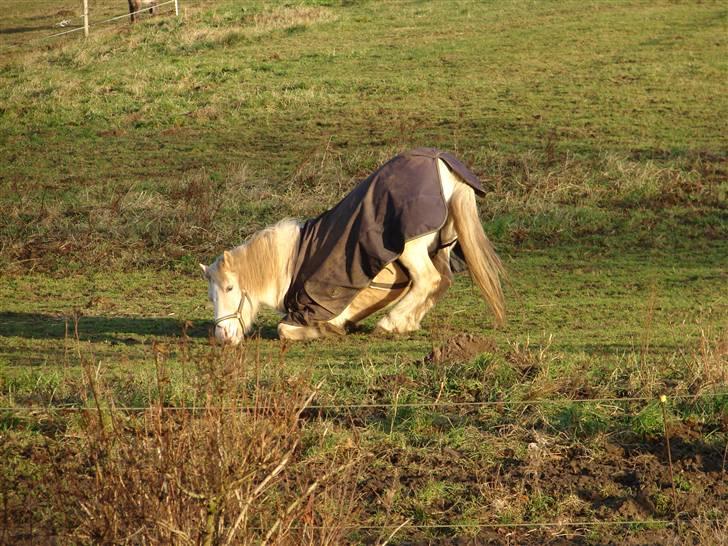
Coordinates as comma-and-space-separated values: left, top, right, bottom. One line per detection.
377, 237, 441, 334
278, 321, 345, 341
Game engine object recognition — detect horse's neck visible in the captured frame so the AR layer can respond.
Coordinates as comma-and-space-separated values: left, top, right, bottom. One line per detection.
242, 220, 301, 312
270, 221, 301, 311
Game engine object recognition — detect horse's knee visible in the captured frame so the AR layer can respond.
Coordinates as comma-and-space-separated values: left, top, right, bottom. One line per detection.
414, 273, 440, 296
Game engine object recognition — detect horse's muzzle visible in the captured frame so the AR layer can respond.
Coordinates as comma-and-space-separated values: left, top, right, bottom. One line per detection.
213, 292, 251, 344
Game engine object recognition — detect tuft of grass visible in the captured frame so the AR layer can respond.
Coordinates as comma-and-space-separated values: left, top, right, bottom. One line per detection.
525, 491, 557, 522
631, 401, 665, 437
552, 402, 611, 438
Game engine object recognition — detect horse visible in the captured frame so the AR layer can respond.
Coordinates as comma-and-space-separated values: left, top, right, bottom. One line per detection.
199, 148, 505, 343
128, 0, 156, 23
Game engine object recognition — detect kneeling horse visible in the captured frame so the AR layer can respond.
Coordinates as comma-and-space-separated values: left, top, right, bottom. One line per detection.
200, 148, 505, 343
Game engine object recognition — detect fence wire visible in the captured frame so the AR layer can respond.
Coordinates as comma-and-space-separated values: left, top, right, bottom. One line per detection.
6, 517, 727, 541
1, 390, 725, 413
41, 0, 177, 40
28, 0, 176, 43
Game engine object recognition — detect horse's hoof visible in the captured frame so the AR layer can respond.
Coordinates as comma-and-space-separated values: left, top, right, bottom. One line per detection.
376, 316, 397, 333
376, 316, 420, 335
278, 323, 318, 341
319, 323, 346, 337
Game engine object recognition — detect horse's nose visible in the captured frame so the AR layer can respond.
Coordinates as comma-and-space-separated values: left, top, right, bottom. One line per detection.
216, 324, 231, 341
216, 323, 240, 344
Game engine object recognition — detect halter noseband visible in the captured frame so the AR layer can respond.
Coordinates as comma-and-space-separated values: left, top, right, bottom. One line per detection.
214, 291, 252, 335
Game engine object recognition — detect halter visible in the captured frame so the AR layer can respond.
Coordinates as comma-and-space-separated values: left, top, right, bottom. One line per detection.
213, 291, 252, 335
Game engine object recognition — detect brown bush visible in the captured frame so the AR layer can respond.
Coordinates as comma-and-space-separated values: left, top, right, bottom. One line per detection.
71, 346, 361, 545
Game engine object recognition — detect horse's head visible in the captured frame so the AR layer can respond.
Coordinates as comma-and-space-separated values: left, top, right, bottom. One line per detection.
200, 250, 254, 344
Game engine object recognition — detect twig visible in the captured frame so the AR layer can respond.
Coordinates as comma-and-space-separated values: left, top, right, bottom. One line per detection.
260, 459, 358, 546
224, 442, 298, 545
378, 518, 411, 546
660, 395, 679, 516
389, 388, 402, 435
295, 380, 324, 421
261, 479, 321, 545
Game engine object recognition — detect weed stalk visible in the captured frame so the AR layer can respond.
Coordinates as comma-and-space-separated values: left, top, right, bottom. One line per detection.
660, 395, 679, 518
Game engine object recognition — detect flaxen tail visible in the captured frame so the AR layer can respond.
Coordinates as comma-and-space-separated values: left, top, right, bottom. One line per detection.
450, 183, 506, 325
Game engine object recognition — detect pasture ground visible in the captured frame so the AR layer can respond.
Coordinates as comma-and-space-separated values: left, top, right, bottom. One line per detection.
1, 0, 726, 543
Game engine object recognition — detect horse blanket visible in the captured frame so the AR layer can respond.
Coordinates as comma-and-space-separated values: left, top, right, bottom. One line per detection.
282, 148, 485, 326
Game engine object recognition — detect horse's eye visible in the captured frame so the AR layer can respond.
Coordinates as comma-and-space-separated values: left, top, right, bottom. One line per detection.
226, 286, 233, 292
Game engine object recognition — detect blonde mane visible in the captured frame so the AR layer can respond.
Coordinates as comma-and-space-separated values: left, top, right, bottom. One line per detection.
213, 219, 301, 310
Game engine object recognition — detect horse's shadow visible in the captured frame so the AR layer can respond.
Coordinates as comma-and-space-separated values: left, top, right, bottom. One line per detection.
0, 312, 207, 343
0, 312, 282, 344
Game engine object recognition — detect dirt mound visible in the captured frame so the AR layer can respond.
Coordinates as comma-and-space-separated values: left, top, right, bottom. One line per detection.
424, 333, 496, 365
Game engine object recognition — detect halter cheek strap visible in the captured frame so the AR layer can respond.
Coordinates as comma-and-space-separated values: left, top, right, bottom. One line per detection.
214, 291, 252, 334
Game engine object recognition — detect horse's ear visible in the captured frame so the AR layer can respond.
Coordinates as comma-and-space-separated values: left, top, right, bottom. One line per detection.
222, 250, 233, 267
199, 263, 209, 279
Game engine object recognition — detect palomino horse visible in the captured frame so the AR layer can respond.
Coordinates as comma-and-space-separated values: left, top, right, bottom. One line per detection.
200, 149, 505, 343
128, 0, 156, 22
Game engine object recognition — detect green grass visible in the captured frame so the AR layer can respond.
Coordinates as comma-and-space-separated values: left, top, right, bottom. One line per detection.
0, 0, 726, 543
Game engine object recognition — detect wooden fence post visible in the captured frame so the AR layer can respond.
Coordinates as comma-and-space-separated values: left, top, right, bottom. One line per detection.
83, 0, 89, 37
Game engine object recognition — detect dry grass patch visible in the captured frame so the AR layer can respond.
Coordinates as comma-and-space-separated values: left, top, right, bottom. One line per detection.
175, 5, 336, 49
688, 327, 728, 394
250, 6, 337, 33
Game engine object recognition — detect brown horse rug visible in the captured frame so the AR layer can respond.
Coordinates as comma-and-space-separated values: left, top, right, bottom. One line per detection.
282, 148, 485, 326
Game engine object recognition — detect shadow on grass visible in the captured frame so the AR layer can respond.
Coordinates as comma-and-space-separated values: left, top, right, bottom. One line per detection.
0, 312, 210, 342
0, 312, 282, 343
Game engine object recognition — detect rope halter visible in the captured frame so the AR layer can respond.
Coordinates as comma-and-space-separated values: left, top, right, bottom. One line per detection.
213, 291, 252, 336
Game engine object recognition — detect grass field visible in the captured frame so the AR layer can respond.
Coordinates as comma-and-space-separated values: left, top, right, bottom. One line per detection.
1, 0, 726, 544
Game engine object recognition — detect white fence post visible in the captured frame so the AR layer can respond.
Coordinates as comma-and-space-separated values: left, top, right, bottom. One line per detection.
174, 0, 179, 17
83, 0, 89, 37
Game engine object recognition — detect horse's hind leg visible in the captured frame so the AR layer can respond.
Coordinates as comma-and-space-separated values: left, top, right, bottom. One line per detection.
430, 247, 454, 305
377, 236, 441, 334
429, 220, 456, 306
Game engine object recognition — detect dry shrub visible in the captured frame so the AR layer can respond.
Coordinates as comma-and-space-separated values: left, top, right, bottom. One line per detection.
73, 347, 361, 545
99, 165, 251, 255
